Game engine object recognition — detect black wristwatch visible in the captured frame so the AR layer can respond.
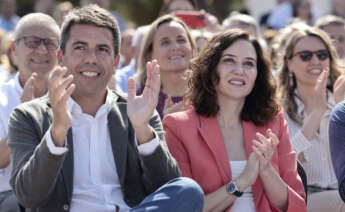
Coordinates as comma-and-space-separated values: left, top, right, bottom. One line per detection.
226, 181, 243, 197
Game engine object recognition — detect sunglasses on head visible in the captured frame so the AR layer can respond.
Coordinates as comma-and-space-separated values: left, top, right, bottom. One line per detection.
293, 49, 329, 62
15, 35, 59, 51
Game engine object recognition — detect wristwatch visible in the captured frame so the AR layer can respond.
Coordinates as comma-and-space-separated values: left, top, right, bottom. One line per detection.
226, 181, 243, 197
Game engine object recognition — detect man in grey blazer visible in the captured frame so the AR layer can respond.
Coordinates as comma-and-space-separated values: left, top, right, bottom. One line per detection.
8, 5, 204, 212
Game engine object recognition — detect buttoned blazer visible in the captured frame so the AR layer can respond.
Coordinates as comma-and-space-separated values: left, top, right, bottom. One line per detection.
8, 91, 180, 212
163, 108, 306, 212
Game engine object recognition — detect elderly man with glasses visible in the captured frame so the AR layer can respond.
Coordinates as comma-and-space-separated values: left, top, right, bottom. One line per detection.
0, 13, 60, 212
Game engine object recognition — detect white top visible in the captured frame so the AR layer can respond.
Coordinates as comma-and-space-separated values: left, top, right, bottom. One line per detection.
284, 91, 337, 188
46, 90, 159, 212
229, 160, 255, 212
0, 74, 22, 192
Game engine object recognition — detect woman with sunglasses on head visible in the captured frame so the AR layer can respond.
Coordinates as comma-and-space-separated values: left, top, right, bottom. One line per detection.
278, 26, 345, 212
164, 29, 306, 212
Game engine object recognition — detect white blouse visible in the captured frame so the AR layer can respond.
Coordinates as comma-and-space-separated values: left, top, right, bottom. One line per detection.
284, 91, 337, 188
229, 160, 256, 212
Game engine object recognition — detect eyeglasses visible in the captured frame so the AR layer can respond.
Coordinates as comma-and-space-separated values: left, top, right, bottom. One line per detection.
16, 35, 59, 51
293, 49, 329, 62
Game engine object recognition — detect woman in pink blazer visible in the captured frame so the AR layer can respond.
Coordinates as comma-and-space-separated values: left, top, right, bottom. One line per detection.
163, 29, 306, 212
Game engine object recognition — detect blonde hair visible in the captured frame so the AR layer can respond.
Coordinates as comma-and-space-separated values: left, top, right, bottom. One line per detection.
277, 26, 343, 124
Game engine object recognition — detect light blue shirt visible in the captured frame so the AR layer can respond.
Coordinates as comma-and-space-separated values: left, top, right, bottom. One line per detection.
0, 15, 19, 32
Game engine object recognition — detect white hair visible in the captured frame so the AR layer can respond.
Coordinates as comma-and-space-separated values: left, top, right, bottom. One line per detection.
14, 13, 60, 40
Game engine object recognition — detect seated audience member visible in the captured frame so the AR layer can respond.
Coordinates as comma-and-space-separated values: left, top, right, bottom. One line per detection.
332, 0, 345, 19
0, 13, 60, 212
116, 25, 149, 93
0, 32, 19, 84
119, 28, 135, 69
267, 0, 293, 30
191, 29, 213, 53
222, 12, 267, 50
52, 1, 74, 27
80, 0, 126, 32
277, 26, 345, 211
159, 0, 197, 15
0, 31, 12, 82
0, 0, 19, 32
164, 29, 306, 212
159, 0, 221, 33
222, 12, 259, 38
137, 15, 196, 119
8, 5, 204, 212
291, 0, 318, 26
108, 28, 135, 90
34, 0, 55, 16
315, 15, 345, 62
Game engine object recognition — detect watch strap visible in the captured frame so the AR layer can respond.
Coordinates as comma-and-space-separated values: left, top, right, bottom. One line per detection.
232, 190, 243, 197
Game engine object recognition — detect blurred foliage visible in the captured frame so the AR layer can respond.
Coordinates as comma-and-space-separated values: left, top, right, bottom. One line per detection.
109, 0, 164, 27
16, 0, 245, 27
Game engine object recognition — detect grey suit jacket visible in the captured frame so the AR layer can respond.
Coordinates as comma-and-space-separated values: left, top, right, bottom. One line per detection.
8, 91, 180, 212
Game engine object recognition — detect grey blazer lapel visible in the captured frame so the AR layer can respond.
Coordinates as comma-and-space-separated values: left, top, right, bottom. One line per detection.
108, 103, 128, 186
62, 128, 74, 201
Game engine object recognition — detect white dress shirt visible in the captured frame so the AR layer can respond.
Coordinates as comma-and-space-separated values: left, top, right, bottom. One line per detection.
46, 90, 159, 212
284, 91, 337, 188
0, 74, 22, 192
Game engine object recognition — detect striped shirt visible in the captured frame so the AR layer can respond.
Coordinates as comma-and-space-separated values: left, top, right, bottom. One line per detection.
284, 91, 337, 189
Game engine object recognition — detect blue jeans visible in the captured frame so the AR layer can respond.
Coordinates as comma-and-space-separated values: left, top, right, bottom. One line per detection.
130, 177, 204, 212
0, 190, 20, 212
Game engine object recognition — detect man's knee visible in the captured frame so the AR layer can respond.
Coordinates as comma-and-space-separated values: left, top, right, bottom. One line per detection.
168, 177, 204, 210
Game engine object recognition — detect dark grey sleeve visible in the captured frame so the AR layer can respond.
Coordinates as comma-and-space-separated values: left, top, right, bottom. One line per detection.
8, 107, 67, 208
139, 110, 181, 193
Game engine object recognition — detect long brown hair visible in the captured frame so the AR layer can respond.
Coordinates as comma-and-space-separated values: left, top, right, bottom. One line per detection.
186, 29, 280, 126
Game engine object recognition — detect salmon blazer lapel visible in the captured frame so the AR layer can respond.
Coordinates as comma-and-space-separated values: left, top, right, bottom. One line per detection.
198, 115, 231, 183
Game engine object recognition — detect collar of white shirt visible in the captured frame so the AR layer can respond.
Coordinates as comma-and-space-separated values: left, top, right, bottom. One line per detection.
67, 89, 116, 116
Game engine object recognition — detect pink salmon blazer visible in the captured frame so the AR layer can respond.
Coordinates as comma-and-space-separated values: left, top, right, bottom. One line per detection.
163, 108, 306, 212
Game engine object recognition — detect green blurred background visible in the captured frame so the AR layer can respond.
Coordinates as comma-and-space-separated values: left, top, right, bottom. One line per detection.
16, 0, 245, 27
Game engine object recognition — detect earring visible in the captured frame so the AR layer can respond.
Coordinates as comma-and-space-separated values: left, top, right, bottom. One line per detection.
288, 72, 294, 87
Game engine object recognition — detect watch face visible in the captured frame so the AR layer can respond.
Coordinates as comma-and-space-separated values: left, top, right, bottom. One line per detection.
228, 182, 235, 192
227, 181, 243, 197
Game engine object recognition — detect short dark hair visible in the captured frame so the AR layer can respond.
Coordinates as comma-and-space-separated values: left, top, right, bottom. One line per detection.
60, 4, 120, 55
186, 29, 279, 126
